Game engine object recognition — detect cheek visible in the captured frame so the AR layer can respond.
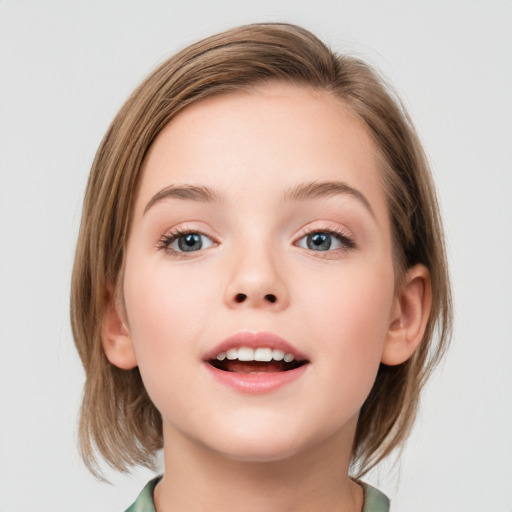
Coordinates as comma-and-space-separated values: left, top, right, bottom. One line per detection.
297, 259, 395, 395
122, 256, 215, 390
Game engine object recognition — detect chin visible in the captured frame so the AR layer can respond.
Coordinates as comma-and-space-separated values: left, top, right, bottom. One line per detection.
200, 423, 324, 465
216, 442, 306, 464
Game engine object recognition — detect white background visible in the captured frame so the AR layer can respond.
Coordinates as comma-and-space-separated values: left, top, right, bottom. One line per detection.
1, 1, 511, 511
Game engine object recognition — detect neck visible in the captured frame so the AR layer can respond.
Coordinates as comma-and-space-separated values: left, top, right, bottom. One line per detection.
154, 421, 363, 512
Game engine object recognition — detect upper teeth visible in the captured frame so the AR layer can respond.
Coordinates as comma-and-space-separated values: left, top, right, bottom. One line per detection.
216, 347, 295, 363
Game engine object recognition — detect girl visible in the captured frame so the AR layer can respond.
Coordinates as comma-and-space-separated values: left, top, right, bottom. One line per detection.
71, 23, 451, 511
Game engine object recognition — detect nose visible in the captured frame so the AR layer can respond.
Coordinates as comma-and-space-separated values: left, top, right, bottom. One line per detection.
224, 243, 290, 310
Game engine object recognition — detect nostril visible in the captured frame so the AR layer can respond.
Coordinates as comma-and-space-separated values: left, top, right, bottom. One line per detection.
235, 293, 247, 303
265, 294, 277, 303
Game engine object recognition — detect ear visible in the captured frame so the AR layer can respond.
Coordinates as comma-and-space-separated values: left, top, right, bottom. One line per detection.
382, 264, 432, 366
101, 286, 138, 370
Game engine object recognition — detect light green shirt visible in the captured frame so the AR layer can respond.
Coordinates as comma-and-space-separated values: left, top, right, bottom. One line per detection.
125, 477, 390, 511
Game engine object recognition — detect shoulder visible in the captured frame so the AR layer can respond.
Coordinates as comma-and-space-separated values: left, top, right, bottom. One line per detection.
124, 476, 161, 512
359, 481, 390, 512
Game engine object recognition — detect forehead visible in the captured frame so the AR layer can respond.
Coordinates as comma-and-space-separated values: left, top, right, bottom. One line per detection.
136, 82, 388, 222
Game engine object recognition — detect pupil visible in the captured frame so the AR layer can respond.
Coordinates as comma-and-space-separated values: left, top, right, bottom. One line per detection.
178, 233, 202, 252
308, 232, 331, 251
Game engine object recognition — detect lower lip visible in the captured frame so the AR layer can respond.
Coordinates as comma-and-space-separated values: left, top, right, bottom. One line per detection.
204, 363, 309, 395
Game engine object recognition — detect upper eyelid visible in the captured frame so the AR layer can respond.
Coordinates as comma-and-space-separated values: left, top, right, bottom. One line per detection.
161, 223, 218, 238
157, 222, 355, 245
294, 223, 354, 240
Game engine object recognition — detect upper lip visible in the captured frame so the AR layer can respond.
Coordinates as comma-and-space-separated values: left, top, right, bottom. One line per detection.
203, 331, 308, 362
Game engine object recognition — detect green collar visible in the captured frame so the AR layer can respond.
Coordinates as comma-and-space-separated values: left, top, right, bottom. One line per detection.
125, 476, 390, 512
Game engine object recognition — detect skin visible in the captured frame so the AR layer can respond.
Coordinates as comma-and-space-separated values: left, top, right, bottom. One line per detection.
103, 83, 431, 511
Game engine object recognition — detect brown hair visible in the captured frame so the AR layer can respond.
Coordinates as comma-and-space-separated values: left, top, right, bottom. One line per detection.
71, 22, 452, 477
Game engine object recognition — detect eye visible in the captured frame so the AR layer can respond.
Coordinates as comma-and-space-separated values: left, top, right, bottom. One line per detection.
158, 229, 216, 254
296, 229, 355, 252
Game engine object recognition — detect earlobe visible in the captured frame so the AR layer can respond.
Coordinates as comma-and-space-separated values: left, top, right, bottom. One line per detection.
382, 264, 432, 366
101, 287, 138, 370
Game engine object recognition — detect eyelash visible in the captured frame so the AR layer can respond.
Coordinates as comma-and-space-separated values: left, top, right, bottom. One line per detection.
156, 225, 356, 257
156, 227, 217, 257
294, 225, 356, 254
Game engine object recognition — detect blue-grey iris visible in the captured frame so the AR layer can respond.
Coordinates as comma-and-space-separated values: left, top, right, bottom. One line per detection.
307, 232, 332, 250
178, 233, 203, 252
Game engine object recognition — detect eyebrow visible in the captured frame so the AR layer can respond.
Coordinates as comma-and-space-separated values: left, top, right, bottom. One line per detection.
144, 180, 375, 219
283, 180, 375, 219
144, 184, 225, 214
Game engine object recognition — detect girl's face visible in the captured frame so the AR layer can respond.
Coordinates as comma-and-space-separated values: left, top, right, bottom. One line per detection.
120, 83, 398, 462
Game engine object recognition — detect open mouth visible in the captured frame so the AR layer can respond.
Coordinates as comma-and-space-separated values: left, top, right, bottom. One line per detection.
208, 347, 308, 374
